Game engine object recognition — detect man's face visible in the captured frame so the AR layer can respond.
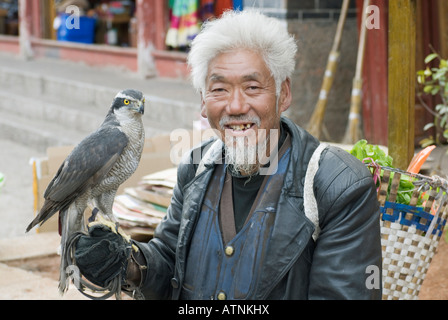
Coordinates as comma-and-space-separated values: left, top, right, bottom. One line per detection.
201, 49, 291, 175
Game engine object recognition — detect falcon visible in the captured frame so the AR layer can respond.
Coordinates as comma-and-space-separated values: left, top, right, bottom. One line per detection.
26, 89, 145, 295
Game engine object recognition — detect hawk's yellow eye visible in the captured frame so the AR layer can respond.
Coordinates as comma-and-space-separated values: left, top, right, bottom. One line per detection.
124, 99, 130, 105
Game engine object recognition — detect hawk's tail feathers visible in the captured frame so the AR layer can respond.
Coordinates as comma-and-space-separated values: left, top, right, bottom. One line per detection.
25, 199, 61, 232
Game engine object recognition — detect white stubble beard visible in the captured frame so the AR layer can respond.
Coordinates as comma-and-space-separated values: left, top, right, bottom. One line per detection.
224, 130, 267, 177
222, 116, 279, 177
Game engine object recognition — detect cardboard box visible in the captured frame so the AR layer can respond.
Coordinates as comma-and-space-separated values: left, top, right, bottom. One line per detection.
31, 134, 176, 233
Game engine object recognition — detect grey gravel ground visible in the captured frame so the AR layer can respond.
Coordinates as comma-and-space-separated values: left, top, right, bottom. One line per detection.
0, 139, 44, 239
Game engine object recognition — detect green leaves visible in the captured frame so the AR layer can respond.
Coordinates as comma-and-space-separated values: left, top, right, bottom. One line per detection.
417, 53, 448, 88
349, 140, 418, 206
350, 139, 393, 167
394, 174, 422, 206
417, 52, 448, 147
424, 53, 439, 64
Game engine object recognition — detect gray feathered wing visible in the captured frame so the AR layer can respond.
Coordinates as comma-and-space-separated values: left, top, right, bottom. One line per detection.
26, 127, 128, 232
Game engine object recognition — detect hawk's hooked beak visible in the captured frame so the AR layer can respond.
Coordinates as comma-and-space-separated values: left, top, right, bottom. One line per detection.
138, 101, 145, 115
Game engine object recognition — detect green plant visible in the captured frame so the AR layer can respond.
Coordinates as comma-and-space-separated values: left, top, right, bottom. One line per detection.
416, 52, 448, 147
349, 140, 419, 206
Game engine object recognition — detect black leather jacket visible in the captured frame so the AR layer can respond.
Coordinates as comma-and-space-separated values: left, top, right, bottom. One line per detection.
135, 117, 382, 299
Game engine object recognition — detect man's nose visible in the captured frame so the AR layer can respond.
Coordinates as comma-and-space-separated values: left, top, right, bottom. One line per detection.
227, 89, 249, 115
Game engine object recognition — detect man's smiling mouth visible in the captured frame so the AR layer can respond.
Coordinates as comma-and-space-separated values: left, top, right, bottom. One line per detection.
226, 123, 254, 131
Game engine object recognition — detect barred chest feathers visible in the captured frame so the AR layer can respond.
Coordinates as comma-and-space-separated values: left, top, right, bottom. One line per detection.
97, 116, 145, 192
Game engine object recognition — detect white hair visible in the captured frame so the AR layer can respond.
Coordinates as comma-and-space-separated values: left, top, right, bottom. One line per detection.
187, 10, 297, 97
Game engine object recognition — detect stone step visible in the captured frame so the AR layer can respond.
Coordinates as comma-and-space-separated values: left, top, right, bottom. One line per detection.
0, 65, 115, 113
0, 54, 199, 101
0, 112, 85, 150
0, 89, 103, 135
0, 54, 201, 152
0, 69, 200, 129
0, 89, 172, 151
0, 56, 201, 131
0, 54, 202, 150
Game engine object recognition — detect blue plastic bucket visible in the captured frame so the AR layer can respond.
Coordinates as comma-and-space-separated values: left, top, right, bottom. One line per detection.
57, 14, 96, 44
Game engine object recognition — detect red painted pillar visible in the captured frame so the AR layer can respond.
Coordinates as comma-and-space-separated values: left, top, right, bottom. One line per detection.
18, 0, 34, 59
136, 0, 168, 77
356, 0, 388, 146
29, 0, 42, 38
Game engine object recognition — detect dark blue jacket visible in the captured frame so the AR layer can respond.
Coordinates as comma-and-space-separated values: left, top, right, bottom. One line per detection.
136, 117, 382, 299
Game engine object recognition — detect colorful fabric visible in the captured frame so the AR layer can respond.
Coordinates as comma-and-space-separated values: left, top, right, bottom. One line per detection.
166, 0, 243, 49
166, 0, 201, 48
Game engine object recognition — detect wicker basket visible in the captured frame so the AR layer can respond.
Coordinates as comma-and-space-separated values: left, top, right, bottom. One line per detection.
369, 164, 448, 300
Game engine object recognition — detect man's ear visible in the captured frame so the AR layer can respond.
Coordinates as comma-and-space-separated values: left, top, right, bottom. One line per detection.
200, 93, 207, 118
278, 78, 292, 113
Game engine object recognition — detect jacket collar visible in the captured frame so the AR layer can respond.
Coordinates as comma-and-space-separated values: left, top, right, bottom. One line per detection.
194, 116, 320, 184
280, 117, 320, 197
195, 138, 223, 177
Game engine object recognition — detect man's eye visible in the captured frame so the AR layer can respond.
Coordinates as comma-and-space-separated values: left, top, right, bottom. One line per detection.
246, 86, 262, 93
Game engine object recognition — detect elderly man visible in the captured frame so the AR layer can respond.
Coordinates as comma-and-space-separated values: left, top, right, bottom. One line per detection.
75, 10, 382, 300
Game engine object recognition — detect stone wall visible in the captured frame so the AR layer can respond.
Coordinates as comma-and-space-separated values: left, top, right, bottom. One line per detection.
288, 18, 358, 142
244, 0, 360, 142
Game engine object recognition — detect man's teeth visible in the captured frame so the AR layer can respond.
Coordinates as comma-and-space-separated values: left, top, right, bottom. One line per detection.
229, 123, 252, 131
